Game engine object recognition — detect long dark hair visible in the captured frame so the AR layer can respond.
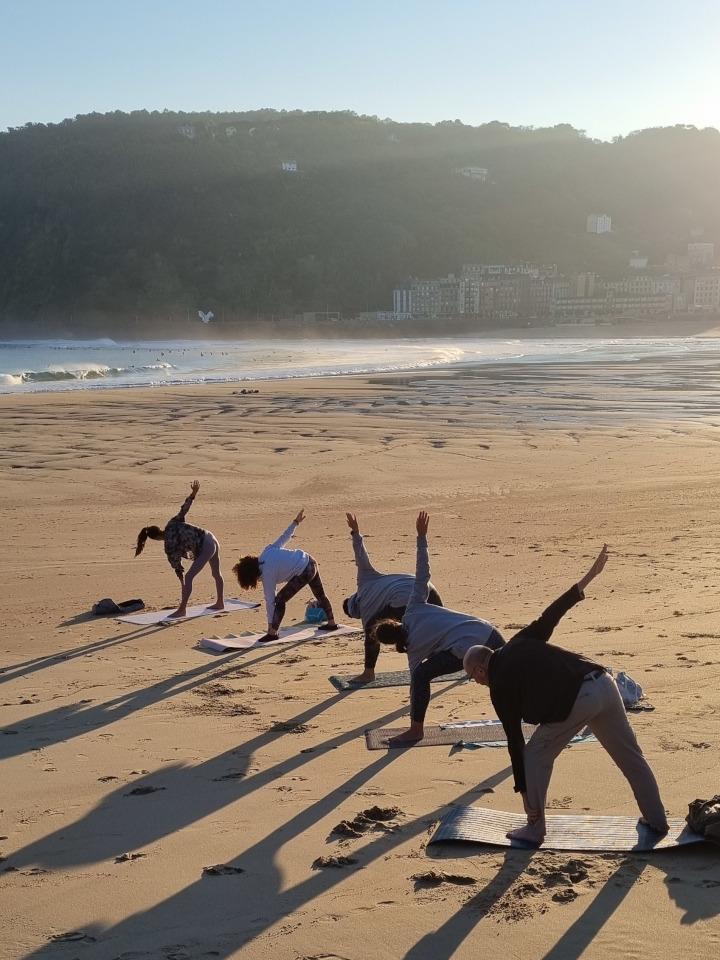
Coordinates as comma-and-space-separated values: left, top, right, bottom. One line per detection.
135, 525, 165, 556
372, 618, 408, 653
233, 555, 261, 589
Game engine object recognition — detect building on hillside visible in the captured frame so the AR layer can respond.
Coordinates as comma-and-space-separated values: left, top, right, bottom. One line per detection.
586, 213, 612, 234
629, 251, 649, 269
177, 124, 196, 140
393, 286, 413, 315
461, 262, 553, 281
688, 242, 715, 268
281, 161, 298, 172
692, 275, 720, 310
575, 273, 598, 298
458, 166, 489, 181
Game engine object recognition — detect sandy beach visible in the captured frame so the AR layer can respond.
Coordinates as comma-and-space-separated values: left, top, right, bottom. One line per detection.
1, 359, 719, 959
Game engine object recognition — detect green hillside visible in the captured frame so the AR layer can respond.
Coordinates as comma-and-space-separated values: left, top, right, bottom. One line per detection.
1, 109, 718, 331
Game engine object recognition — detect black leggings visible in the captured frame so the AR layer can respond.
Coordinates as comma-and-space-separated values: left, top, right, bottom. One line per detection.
364, 587, 443, 669
270, 557, 334, 631
410, 650, 463, 723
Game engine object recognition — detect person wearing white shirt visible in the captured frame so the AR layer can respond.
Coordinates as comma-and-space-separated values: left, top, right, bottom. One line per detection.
233, 509, 338, 642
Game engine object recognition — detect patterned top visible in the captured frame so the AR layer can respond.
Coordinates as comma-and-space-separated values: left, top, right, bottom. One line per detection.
164, 493, 207, 580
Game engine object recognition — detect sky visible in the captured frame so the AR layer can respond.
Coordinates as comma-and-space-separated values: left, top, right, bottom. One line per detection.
1, 0, 719, 140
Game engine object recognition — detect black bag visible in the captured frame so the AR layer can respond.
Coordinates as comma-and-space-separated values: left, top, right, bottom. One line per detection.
92, 598, 145, 616
686, 795, 720, 845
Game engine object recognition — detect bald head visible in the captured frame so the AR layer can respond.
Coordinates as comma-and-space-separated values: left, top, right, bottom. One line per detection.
463, 644, 494, 685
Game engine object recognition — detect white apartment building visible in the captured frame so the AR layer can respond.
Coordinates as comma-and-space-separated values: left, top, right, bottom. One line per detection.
688, 242, 715, 267
586, 213, 612, 234
693, 275, 720, 310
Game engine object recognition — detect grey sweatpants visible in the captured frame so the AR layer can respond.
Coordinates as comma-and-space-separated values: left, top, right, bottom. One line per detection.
524, 671, 667, 829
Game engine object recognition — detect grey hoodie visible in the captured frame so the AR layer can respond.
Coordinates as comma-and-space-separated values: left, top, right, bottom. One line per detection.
402, 535, 501, 672
346, 531, 433, 628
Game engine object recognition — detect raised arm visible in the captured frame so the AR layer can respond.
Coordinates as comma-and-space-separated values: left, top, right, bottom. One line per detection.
524, 545, 608, 644
269, 509, 305, 550
346, 513, 379, 577
174, 480, 200, 522
408, 511, 431, 607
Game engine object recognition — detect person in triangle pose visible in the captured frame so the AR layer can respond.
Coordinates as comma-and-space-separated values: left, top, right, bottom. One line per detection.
463, 544, 668, 846
233, 509, 338, 642
134, 480, 225, 619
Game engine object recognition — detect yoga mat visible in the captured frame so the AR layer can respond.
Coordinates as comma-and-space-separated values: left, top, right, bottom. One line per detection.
116, 598, 260, 625
365, 721, 596, 750
330, 670, 467, 691
365, 721, 537, 750
200, 622, 358, 651
429, 807, 704, 852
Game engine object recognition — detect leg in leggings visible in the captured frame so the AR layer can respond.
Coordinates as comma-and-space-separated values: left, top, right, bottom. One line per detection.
171, 533, 216, 616
270, 562, 314, 632
206, 535, 225, 608
306, 561, 336, 626
410, 650, 463, 724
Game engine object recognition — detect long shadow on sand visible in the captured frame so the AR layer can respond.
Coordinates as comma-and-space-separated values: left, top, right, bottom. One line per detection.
0, 637, 317, 761
0, 623, 166, 686
7, 677, 469, 870
17, 744, 513, 959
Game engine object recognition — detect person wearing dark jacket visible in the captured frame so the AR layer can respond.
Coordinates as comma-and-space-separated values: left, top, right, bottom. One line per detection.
342, 513, 443, 683
463, 545, 668, 846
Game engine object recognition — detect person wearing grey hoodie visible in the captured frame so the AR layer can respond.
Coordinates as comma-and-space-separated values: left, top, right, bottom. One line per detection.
342, 513, 443, 683
372, 511, 504, 743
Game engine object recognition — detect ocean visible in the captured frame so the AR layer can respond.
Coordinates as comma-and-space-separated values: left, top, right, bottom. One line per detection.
1, 335, 718, 394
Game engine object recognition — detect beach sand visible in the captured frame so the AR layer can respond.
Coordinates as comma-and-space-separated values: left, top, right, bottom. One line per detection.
1, 362, 719, 959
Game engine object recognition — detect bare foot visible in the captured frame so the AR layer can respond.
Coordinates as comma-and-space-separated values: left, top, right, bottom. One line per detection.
506, 822, 546, 846
257, 633, 278, 644
206, 602, 225, 611
350, 670, 375, 685
166, 609, 187, 620
389, 727, 424, 744
640, 817, 669, 835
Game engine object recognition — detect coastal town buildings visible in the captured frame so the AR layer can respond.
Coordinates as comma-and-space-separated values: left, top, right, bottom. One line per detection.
586, 213, 612, 234
390, 260, 718, 326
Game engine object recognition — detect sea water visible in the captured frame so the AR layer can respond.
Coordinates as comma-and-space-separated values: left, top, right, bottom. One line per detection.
0, 335, 718, 394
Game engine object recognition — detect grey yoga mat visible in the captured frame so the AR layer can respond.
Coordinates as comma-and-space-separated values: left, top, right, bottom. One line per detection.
365, 722, 537, 750
429, 806, 704, 852
330, 670, 466, 691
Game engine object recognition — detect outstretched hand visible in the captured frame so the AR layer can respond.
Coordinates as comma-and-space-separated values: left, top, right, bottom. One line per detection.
190, 480, 200, 496
416, 510, 430, 537
346, 513, 359, 534
294, 508, 306, 525
577, 544, 609, 592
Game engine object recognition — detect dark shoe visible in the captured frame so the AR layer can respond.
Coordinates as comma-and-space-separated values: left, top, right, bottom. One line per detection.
317, 623, 339, 632
257, 633, 278, 643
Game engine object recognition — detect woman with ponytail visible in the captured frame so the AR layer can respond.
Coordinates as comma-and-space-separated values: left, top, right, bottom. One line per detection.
134, 480, 225, 619
371, 511, 504, 743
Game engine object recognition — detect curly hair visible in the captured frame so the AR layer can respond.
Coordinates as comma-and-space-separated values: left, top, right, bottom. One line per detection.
233, 555, 261, 589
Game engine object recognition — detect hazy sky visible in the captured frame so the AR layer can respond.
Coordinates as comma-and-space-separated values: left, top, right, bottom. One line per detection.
2, 0, 719, 139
